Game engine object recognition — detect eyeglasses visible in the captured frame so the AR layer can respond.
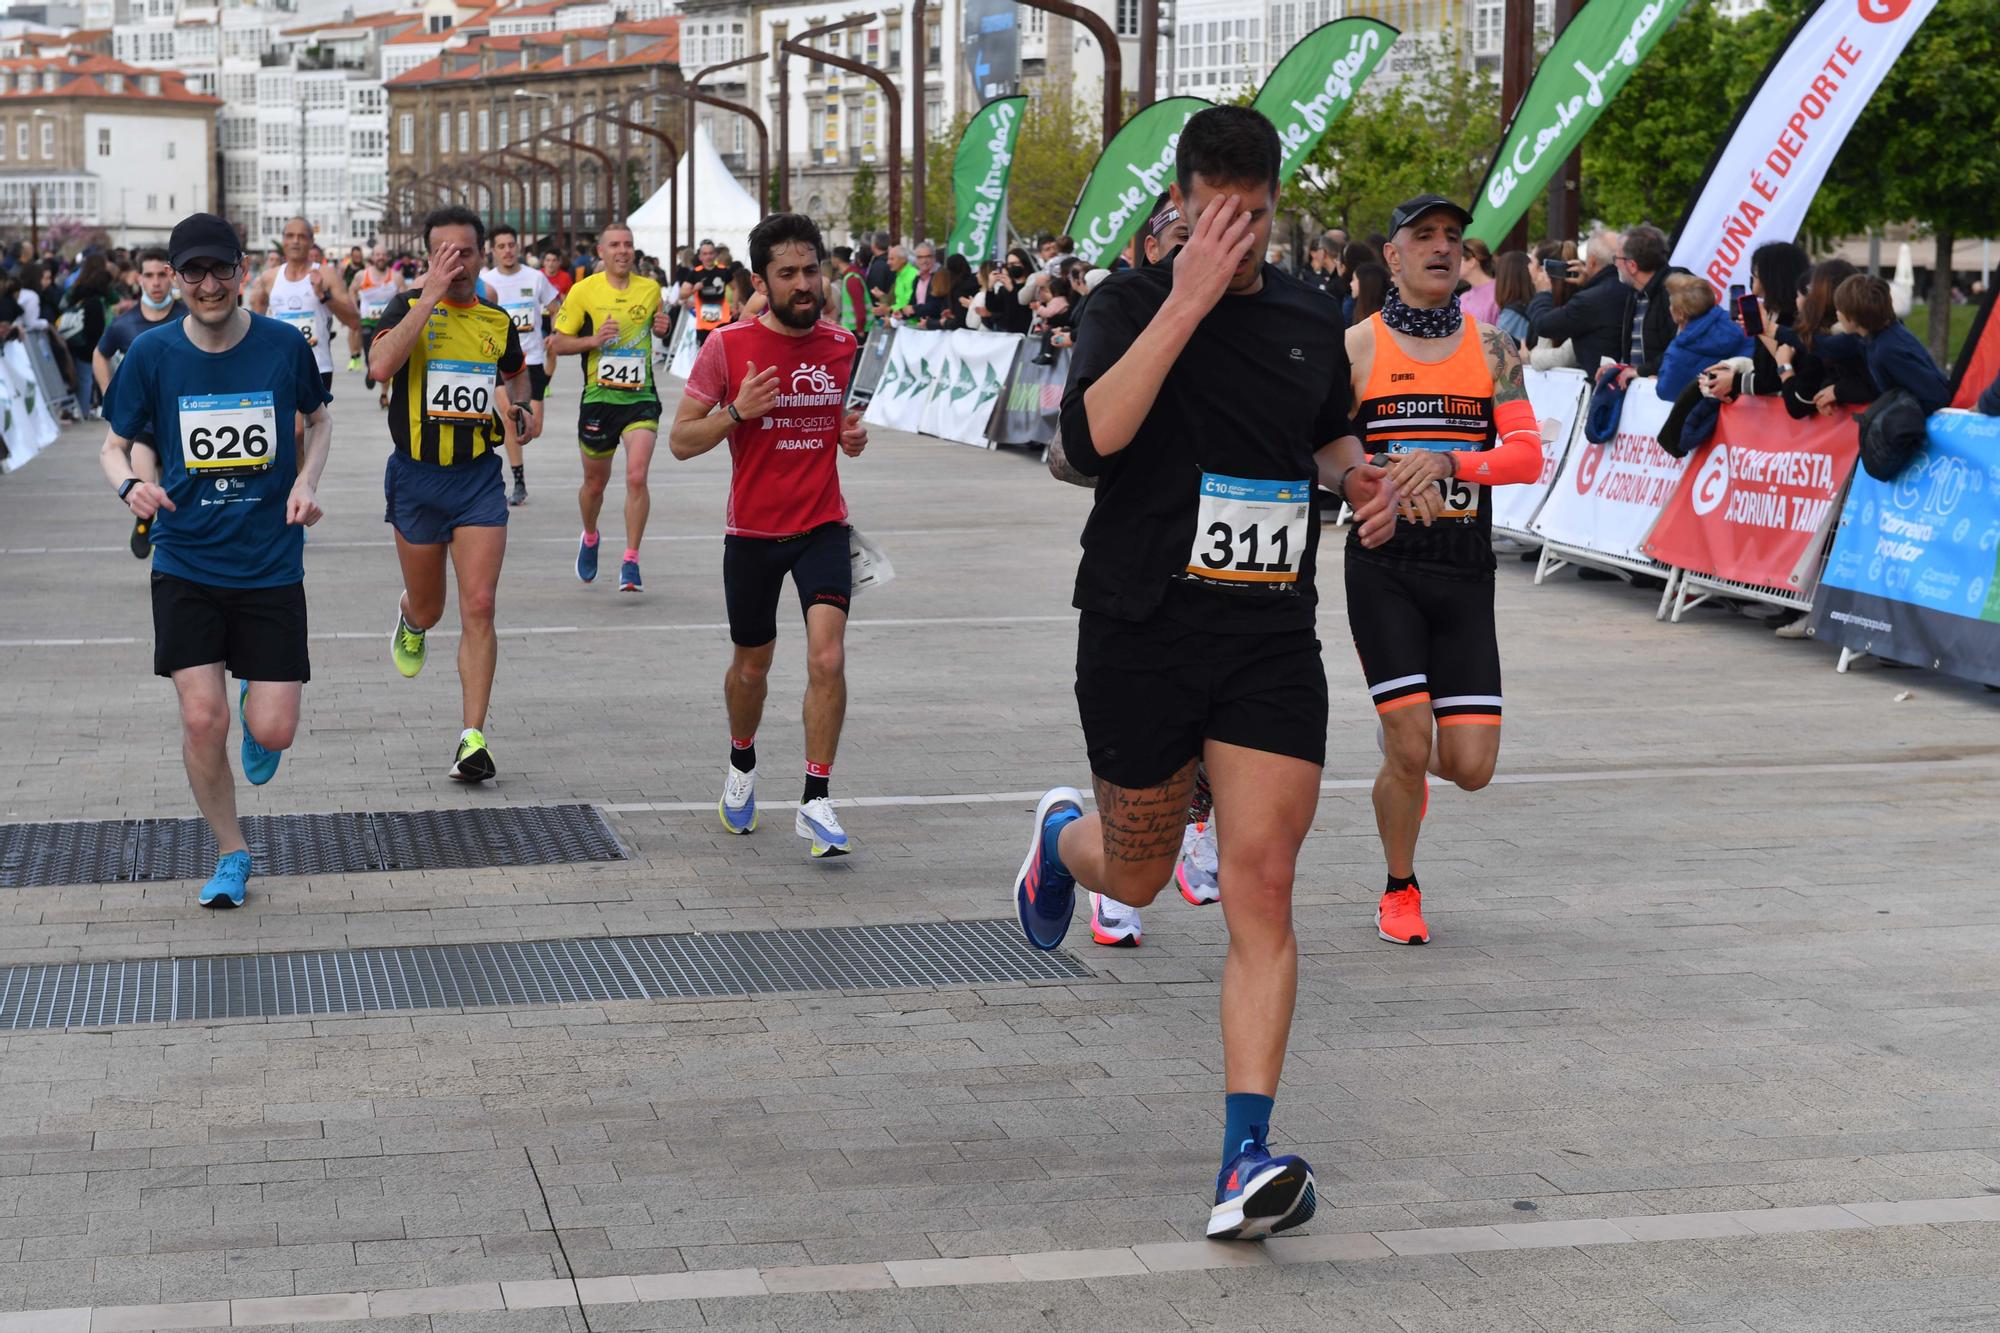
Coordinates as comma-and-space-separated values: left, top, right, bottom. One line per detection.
175, 261, 239, 285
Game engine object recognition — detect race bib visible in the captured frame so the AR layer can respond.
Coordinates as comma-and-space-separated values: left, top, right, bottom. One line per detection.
596, 346, 647, 390
279, 311, 318, 347
503, 301, 536, 334
359, 289, 392, 322
1186, 473, 1312, 588
178, 392, 276, 474
1383, 440, 1477, 519
699, 302, 723, 323
425, 359, 495, 421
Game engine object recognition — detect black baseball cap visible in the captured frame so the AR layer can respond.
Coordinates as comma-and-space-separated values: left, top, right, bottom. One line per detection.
1388, 194, 1474, 236
168, 213, 243, 270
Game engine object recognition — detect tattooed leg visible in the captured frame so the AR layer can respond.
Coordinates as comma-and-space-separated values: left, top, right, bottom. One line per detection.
1186, 761, 1214, 824
1054, 758, 1198, 909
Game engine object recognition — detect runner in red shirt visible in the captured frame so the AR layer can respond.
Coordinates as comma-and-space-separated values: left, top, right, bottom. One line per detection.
669, 213, 868, 860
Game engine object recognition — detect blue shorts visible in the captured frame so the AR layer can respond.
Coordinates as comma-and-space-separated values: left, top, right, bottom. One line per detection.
384, 451, 507, 545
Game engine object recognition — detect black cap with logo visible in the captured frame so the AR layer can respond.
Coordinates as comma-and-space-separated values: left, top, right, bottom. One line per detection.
167, 213, 243, 271
1388, 195, 1474, 237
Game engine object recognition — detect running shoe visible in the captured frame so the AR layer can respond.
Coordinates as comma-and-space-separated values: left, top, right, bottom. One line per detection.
449, 729, 496, 783
1088, 892, 1141, 947
796, 796, 849, 857
1207, 1143, 1318, 1241
1176, 820, 1220, 905
199, 849, 252, 910
129, 515, 151, 560
1014, 787, 1083, 951
576, 535, 599, 583
391, 613, 427, 678
347, 354, 361, 372
238, 681, 281, 786
719, 764, 757, 834
619, 558, 642, 592
509, 476, 528, 507
1376, 887, 1430, 945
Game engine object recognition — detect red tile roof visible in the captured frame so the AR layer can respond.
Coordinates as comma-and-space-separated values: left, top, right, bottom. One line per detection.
384, 15, 677, 86
0, 52, 218, 105
281, 11, 427, 36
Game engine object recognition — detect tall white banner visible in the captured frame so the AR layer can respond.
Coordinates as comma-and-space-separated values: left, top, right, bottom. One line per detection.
1530, 378, 1686, 562
1490, 367, 1589, 536
862, 326, 942, 434
1668, 0, 1936, 297
0, 342, 60, 472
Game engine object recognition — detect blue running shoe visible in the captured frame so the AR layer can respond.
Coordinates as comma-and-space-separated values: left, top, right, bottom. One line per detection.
199, 849, 252, 909
1207, 1143, 1317, 1241
1014, 787, 1082, 950
576, 534, 599, 583
619, 558, 642, 592
238, 681, 281, 786
719, 764, 758, 834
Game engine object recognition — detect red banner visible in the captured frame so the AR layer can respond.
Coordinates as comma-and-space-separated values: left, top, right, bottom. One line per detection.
1643, 396, 1859, 591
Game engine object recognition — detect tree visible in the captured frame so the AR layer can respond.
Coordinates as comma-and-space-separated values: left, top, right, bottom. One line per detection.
1005, 86, 1101, 241
900, 113, 962, 247
847, 160, 883, 237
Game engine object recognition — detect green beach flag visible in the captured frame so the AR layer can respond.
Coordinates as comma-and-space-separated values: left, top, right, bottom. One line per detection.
1467, 0, 1694, 246
1063, 96, 1211, 267
946, 96, 1027, 261
1251, 18, 1398, 183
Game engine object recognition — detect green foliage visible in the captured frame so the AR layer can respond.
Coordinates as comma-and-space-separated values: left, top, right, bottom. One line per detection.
847, 160, 883, 237
1006, 87, 1101, 240
899, 113, 963, 244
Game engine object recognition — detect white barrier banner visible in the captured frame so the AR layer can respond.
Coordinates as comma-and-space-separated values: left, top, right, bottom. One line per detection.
921, 330, 1018, 447
1490, 366, 1589, 536
862, 326, 942, 433
1530, 378, 1686, 561
0, 341, 60, 472
916, 333, 964, 440
665, 310, 700, 380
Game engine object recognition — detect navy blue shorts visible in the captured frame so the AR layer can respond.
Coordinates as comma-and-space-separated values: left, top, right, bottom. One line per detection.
384, 451, 507, 545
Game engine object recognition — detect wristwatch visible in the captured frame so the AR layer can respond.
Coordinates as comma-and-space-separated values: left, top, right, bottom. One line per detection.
118, 477, 141, 502
725, 402, 743, 423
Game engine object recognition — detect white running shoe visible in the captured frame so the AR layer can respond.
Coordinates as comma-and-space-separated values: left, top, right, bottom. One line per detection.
719, 765, 757, 834
1176, 820, 1220, 905
796, 796, 850, 858
1088, 892, 1142, 946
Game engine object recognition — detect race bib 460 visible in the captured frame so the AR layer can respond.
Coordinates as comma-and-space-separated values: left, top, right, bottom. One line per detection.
178, 392, 276, 474
425, 359, 496, 421
1187, 473, 1312, 587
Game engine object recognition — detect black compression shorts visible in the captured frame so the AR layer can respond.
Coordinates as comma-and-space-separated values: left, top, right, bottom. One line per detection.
528, 362, 550, 401
152, 572, 311, 682
1343, 555, 1501, 726
1075, 611, 1327, 791
722, 522, 852, 647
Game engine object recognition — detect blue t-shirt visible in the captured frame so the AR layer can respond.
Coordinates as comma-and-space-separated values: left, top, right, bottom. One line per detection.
103, 313, 330, 589
96, 301, 186, 362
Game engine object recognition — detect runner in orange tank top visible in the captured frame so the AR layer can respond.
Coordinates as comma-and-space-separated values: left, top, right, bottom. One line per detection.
1339, 195, 1549, 947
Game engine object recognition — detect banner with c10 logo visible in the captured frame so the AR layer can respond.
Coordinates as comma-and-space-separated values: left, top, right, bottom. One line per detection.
1644, 396, 1859, 590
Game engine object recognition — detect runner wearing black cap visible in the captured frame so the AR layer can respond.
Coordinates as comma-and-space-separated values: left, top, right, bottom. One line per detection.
1341, 194, 1548, 947
97, 212, 333, 910
1010, 106, 1401, 1241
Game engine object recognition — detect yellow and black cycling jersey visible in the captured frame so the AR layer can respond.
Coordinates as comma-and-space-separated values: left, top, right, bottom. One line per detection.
377, 292, 526, 466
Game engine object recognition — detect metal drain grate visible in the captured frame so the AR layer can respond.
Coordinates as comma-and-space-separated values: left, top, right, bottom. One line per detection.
0, 920, 1094, 1030
0, 805, 626, 888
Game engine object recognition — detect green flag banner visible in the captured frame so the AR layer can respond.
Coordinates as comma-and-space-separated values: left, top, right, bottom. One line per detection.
1467, 0, 1694, 246
1251, 19, 1398, 183
1064, 96, 1211, 267
946, 96, 1027, 261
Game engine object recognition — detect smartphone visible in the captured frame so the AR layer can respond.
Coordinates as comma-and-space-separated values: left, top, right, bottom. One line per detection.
1543, 258, 1569, 280
1727, 283, 1745, 310
1738, 293, 1764, 338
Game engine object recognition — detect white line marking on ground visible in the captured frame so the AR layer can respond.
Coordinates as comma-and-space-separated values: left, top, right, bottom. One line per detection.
0, 526, 1007, 556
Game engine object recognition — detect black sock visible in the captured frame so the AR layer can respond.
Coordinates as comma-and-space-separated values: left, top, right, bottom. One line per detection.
511, 464, 525, 483
729, 743, 756, 773
1386, 873, 1418, 894
802, 774, 830, 803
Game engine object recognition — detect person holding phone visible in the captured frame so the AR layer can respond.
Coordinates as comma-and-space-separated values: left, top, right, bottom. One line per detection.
1525, 230, 1627, 373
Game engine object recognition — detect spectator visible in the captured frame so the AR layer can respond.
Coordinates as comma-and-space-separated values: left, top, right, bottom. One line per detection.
903, 243, 942, 324
984, 247, 1036, 335
1492, 250, 1533, 343
1029, 275, 1073, 364
1044, 233, 1076, 276
1825, 274, 1950, 417
865, 230, 893, 307
1036, 233, 1058, 267
1350, 262, 1389, 323
1614, 224, 1685, 382
1525, 240, 1580, 368
1656, 274, 1751, 400
1460, 236, 1499, 323
1527, 229, 1627, 375
828, 246, 871, 339
875, 244, 915, 319
1337, 240, 1375, 322
933, 253, 980, 330
1698, 241, 1814, 402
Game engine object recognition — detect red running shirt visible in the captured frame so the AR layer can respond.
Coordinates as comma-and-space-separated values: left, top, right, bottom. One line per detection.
685, 316, 859, 538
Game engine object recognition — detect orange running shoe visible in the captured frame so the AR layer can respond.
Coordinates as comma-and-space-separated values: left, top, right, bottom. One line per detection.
1376, 887, 1430, 945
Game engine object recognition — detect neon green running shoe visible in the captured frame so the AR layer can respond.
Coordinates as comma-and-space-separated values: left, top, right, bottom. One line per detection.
391, 612, 427, 678
450, 728, 496, 783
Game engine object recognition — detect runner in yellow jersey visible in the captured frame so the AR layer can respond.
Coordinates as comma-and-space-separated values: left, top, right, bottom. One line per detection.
548, 221, 673, 592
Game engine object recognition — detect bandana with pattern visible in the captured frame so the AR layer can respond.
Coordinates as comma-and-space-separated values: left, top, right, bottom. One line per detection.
1380, 285, 1463, 339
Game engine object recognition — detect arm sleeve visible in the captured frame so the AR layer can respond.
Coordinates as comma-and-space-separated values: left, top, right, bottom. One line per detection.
1450, 398, 1542, 486
1055, 278, 1147, 478
682, 327, 728, 406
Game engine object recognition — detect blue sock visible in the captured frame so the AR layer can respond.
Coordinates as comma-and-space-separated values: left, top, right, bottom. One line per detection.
1222, 1092, 1274, 1167
1041, 805, 1081, 876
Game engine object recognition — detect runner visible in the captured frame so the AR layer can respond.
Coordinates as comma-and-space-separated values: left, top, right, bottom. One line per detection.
678, 239, 732, 346
340, 244, 366, 369
249, 218, 359, 404
479, 224, 563, 506
668, 213, 867, 860
349, 243, 404, 411
91, 245, 185, 559
97, 212, 332, 909
366, 205, 532, 784
549, 221, 672, 593
1010, 107, 1398, 1239
1342, 195, 1546, 946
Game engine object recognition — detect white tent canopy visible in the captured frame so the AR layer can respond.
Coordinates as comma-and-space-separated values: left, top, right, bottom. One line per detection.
627, 124, 762, 265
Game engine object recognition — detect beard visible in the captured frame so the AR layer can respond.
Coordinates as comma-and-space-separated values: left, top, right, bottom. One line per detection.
771, 289, 823, 330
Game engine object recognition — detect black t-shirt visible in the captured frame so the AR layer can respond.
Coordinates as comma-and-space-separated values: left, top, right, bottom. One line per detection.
1060, 258, 1352, 633
677, 264, 730, 310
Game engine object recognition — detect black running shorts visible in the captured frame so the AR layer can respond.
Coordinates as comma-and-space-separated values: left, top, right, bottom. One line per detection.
722, 522, 853, 647
528, 362, 550, 402
152, 572, 311, 682
1074, 611, 1328, 791
578, 398, 661, 457
1343, 555, 1502, 726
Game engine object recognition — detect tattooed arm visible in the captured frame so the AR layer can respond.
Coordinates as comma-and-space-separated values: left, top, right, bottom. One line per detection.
1046, 432, 1098, 488
1452, 322, 1545, 486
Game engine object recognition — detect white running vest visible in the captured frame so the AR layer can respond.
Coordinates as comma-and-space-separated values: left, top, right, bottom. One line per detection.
269, 267, 333, 374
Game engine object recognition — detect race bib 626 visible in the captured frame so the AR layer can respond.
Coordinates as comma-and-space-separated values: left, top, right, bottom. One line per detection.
178, 392, 277, 474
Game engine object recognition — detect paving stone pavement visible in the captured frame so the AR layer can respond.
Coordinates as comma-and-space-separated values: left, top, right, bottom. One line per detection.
1, 364, 1998, 1331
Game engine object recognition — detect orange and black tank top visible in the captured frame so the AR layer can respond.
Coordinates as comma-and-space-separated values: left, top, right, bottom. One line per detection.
1348, 312, 1498, 575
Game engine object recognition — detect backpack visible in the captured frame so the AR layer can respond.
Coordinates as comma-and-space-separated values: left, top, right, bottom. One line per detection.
1855, 388, 1928, 482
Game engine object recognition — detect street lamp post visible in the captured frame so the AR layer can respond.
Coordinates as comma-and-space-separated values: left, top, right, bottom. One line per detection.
680, 54, 770, 261
581, 110, 679, 259
1014, 0, 1120, 144
910, 0, 937, 244
533, 126, 620, 232
498, 146, 568, 249
782, 14, 900, 239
